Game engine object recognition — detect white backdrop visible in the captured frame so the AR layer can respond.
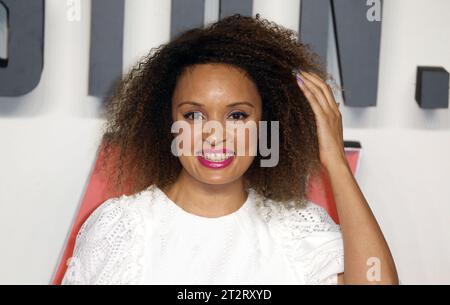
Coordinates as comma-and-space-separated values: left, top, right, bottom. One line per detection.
0, 0, 449, 284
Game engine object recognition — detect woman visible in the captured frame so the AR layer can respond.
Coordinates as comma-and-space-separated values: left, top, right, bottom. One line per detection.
62, 14, 398, 285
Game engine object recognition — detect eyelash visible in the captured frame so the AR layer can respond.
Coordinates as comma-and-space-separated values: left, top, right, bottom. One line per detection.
183, 111, 249, 121
183, 111, 204, 121
228, 111, 249, 121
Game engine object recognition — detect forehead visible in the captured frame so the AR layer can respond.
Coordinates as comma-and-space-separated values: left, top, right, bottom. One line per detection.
172, 63, 261, 107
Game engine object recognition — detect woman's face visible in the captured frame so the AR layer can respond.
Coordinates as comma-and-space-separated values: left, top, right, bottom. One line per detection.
171, 63, 263, 185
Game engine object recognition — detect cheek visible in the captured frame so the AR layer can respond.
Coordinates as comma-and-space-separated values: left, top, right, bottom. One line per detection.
179, 123, 203, 155
231, 124, 259, 157
192, 124, 204, 153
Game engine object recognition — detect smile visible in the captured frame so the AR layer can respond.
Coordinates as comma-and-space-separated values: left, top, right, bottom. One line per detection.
197, 148, 235, 169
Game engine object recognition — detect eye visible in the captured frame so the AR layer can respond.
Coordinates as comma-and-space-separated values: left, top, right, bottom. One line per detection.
228, 111, 249, 121
183, 111, 204, 121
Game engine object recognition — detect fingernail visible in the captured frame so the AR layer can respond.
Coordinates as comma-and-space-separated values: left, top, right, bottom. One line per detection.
296, 73, 304, 85
291, 67, 304, 88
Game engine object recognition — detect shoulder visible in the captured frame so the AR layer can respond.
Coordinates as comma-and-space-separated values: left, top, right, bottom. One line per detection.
256, 196, 340, 235
61, 187, 156, 284
256, 197, 344, 284
75, 188, 154, 243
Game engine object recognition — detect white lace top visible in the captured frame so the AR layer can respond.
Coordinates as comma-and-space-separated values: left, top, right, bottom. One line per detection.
61, 185, 344, 285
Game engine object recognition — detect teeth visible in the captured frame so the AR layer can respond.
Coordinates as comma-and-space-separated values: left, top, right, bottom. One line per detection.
202, 152, 234, 162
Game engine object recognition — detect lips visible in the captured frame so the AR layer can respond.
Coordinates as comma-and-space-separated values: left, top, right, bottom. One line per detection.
197, 148, 235, 169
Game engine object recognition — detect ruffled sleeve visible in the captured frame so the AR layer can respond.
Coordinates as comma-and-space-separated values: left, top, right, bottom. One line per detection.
61, 195, 146, 285
268, 200, 344, 285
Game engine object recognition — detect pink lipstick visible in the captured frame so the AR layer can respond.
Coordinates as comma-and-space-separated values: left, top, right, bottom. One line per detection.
197, 148, 235, 169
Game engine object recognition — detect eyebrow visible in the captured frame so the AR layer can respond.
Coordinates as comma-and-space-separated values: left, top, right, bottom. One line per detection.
176, 101, 255, 108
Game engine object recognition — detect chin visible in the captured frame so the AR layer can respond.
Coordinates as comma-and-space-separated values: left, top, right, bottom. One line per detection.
181, 156, 251, 186
193, 167, 241, 185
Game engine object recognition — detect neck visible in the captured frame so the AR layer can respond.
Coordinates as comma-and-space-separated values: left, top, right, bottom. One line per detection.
161, 170, 248, 218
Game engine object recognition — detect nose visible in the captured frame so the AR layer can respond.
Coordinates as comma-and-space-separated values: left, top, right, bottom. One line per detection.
202, 119, 229, 148
203, 126, 223, 147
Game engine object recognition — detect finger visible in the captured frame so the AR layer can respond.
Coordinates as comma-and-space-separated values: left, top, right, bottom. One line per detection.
301, 72, 337, 113
296, 76, 327, 120
299, 72, 333, 116
303, 72, 341, 115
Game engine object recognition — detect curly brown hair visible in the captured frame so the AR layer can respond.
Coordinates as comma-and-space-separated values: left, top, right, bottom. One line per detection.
99, 13, 327, 206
